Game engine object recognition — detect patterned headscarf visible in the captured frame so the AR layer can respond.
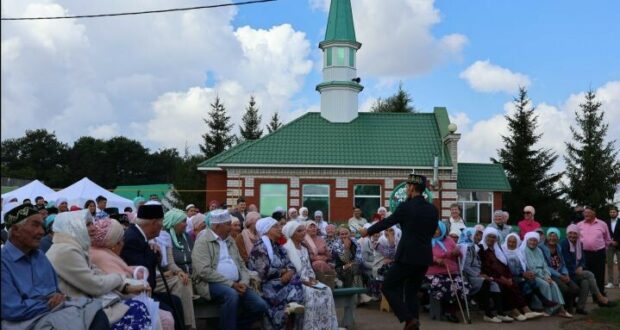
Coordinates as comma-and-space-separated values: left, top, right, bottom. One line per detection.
53, 210, 93, 251
91, 218, 124, 248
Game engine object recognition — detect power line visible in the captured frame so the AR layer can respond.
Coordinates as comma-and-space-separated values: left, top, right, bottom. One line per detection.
1, 0, 276, 21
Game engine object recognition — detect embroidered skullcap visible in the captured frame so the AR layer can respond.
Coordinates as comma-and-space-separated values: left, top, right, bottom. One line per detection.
210, 209, 232, 224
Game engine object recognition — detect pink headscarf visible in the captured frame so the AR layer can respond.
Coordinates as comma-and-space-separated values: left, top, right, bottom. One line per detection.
566, 224, 582, 261
89, 219, 134, 276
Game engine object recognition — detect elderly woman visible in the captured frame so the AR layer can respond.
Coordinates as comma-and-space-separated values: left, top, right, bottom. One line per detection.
520, 232, 572, 318
332, 225, 364, 288
248, 217, 305, 330
231, 216, 242, 239
426, 221, 468, 323
304, 220, 336, 278
502, 233, 558, 310
540, 228, 580, 313
325, 224, 338, 254
458, 228, 506, 323
155, 209, 196, 330
479, 228, 543, 321
90, 219, 175, 330
313, 210, 328, 237
518, 206, 541, 240
188, 213, 207, 242
283, 222, 339, 330
236, 211, 261, 264
46, 211, 152, 329
560, 224, 615, 314
299, 207, 309, 222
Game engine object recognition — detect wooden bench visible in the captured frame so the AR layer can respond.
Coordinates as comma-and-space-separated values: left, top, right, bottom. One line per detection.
193, 297, 219, 324
332, 287, 367, 330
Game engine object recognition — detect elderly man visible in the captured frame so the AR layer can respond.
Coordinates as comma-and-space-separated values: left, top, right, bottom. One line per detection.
447, 203, 466, 241
606, 206, 620, 288
488, 210, 512, 244
121, 201, 186, 330
192, 209, 268, 330
1, 204, 109, 330
348, 206, 367, 235
577, 207, 612, 296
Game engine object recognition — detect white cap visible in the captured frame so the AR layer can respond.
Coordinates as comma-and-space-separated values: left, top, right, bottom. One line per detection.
210, 209, 232, 224
185, 204, 196, 211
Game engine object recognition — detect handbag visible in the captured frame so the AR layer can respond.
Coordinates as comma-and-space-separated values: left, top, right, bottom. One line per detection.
132, 266, 159, 327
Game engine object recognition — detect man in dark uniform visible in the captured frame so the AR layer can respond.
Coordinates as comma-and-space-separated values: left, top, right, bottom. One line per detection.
360, 174, 438, 330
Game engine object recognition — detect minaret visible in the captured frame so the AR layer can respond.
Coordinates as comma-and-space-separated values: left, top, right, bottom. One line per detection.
316, 0, 363, 123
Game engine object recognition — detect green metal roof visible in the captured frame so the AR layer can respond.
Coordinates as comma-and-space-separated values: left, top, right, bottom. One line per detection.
114, 184, 173, 201
322, 0, 357, 45
457, 163, 511, 192
198, 112, 452, 169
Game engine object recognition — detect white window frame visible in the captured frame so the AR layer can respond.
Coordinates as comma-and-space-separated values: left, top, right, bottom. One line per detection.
457, 190, 494, 224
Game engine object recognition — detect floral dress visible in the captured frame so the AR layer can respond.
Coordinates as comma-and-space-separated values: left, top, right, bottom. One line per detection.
112, 299, 152, 330
298, 246, 339, 330
332, 238, 363, 288
248, 238, 304, 330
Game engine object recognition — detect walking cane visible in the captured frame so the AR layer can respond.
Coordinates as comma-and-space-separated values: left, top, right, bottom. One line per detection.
445, 263, 468, 324
457, 257, 472, 323
157, 263, 182, 326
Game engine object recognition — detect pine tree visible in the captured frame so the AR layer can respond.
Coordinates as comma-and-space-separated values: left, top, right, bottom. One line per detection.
239, 96, 263, 141
493, 87, 564, 225
200, 96, 235, 158
564, 90, 620, 212
371, 83, 416, 113
266, 112, 283, 133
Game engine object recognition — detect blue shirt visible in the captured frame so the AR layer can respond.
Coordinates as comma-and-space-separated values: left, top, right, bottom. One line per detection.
1, 241, 59, 321
95, 210, 109, 220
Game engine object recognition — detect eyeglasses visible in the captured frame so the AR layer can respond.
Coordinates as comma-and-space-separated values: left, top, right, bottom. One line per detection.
524, 212, 532, 215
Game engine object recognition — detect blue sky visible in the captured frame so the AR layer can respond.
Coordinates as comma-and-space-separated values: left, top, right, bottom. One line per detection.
1, 0, 618, 165
236, 0, 619, 121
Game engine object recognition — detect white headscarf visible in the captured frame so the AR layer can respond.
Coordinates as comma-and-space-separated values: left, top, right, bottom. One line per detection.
299, 207, 309, 221
303, 220, 318, 254
55, 197, 68, 206
53, 210, 93, 251
256, 217, 278, 262
379, 226, 402, 247
481, 227, 507, 265
282, 221, 305, 272
519, 231, 540, 256
502, 232, 526, 271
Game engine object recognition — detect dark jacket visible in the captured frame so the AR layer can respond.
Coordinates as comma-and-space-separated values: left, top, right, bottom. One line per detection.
230, 211, 246, 226
606, 217, 620, 243
560, 238, 586, 278
367, 195, 438, 266
120, 224, 158, 289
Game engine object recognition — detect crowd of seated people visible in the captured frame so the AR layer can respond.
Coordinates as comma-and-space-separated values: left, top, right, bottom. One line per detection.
3, 196, 619, 330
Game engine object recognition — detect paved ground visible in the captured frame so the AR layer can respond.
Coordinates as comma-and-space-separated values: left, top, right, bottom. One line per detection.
342, 287, 620, 330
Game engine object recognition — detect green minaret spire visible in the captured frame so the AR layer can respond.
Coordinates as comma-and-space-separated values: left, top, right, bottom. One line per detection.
321, 0, 358, 45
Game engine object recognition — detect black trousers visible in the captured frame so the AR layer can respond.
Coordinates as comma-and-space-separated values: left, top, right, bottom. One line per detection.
584, 249, 607, 295
381, 262, 428, 323
153, 292, 185, 330
472, 280, 503, 316
89, 309, 111, 330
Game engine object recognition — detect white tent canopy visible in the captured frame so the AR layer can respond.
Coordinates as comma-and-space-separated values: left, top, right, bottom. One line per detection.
1, 180, 55, 203
45, 177, 134, 211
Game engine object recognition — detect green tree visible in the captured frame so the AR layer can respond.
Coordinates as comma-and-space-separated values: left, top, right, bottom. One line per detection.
371, 83, 415, 113
66, 136, 108, 185
564, 90, 620, 212
266, 112, 283, 134
0, 129, 69, 187
170, 154, 206, 210
239, 96, 263, 141
200, 96, 235, 158
493, 87, 564, 225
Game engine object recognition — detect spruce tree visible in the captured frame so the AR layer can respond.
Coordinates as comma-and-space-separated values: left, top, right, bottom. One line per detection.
493, 87, 563, 224
564, 90, 620, 212
371, 83, 415, 113
200, 96, 235, 158
239, 96, 263, 141
266, 112, 283, 133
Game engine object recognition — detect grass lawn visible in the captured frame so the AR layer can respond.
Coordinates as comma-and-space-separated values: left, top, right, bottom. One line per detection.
589, 303, 620, 327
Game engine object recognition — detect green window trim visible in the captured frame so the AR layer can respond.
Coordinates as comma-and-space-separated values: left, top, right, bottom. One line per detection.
302, 184, 330, 221
335, 47, 346, 66
349, 48, 355, 67
326, 48, 332, 67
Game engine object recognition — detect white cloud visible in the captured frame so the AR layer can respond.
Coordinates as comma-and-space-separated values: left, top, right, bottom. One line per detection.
460, 60, 531, 94
1, 1, 314, 153
456, 81, 620, 174
310, 0, 467, 79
